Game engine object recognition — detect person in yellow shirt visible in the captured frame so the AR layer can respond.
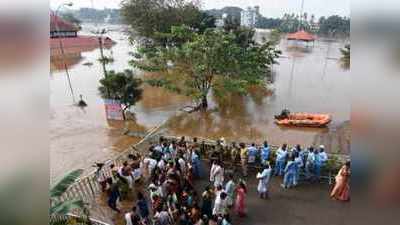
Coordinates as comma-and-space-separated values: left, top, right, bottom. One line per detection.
239, 143, 248, 176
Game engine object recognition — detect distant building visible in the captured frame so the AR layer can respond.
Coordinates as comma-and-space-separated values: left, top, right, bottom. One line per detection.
240, 6, 259, 28
310, 22, 320, 33
50, 13, 79, 38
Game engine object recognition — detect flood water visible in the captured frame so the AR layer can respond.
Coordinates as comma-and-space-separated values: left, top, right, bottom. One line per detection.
50, 24, 350, 182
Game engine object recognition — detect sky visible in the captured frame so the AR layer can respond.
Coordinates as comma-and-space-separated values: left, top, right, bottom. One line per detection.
50, 0, 350, 18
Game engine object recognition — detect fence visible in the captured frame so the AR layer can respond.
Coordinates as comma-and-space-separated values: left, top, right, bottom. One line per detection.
50, 213, 111, 225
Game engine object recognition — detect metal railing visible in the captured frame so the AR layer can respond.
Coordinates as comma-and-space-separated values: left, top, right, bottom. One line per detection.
50, 213, 111, 225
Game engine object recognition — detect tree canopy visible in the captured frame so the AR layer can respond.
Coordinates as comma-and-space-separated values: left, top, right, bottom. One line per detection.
60, 13, 82, 28
131, 27, 281, 109
98, 70, 143, 119
121, 0, 214, 44
318, 15, 350, 37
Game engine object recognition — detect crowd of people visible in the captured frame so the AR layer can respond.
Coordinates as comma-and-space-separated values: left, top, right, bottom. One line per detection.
96, 136, 350, 225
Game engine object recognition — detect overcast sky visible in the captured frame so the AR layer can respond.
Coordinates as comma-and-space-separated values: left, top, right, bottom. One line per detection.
50, 0, 350, 18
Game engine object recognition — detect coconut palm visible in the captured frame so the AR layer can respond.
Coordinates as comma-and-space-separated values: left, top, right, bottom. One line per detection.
50, 169, 91, 225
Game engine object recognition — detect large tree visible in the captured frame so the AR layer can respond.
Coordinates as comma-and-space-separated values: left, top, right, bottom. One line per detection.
98, 70, 143, 119
132, 27, 281, 110
121, 0, 213, 45
318, 15, 350, 37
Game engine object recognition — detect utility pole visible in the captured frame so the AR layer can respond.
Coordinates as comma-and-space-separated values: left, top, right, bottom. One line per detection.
54, 2, 76, 103
298, 0, 305, 31
98, 30, 108, 78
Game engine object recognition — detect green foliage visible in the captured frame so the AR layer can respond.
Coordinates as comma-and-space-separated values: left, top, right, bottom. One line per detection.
146, 78, 182, 94
50, 169, 83, 198
340, 44, 350, 68
50, 199, 85, 215
60, 13, 81, 27
98, 70, 143, 114
205, 6, 242, 23
256, 17, 282, 29
193, 12, 216, 33
121, 0, 209, 44
73, 8, 121, 24
134, 26, 281, 108
97, 56, 114, 65
222, 14, 241, 32
49, 169, 89, 225
318, 15, 350, 37
279, 13, 302, 33
325, 154, 342, 173
269, 29, 282, 45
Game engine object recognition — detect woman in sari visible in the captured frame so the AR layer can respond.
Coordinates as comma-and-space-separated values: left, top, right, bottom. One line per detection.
330, 161, 350, 201
235, 181, 247, 217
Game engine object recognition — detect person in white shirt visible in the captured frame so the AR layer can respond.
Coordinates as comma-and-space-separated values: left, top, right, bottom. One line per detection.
294, 152, 303, 186
274, 144, 288, 176
213, 192, 228, 216
141, 156, 157, 179
157, 159, 166, 171
118, 161, 133, 188
178, 156, 186, 174
210, 160, 224, 188
305, 147, 316, 180
124, 206, 141, 225
319, 145, 328, 165
154, 206, 172, 225
256, 163, 272, 199
210, 160, 217, 183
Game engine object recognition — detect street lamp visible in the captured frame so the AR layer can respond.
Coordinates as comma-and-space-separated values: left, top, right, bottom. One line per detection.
53, 2, 76, 103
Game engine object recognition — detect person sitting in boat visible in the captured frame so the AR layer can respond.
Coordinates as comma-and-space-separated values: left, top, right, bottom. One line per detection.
275, 109, 290, 120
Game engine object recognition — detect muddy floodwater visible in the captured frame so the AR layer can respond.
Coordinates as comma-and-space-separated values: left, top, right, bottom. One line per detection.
50, 24, 350, 182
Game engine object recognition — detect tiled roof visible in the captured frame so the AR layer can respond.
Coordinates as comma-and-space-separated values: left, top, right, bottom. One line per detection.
287, 30, 316, 41
50, 13, 79, 32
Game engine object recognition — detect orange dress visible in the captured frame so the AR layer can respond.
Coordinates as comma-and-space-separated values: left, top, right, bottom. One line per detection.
330, 165, 350, 201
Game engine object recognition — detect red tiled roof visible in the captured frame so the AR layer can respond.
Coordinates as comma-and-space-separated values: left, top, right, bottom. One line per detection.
287, 30, 316, 42
50, 13, 79, 32
50, 36, 114, 52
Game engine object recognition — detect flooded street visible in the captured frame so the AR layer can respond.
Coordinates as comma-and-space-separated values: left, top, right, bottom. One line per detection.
50, 24, 350, 181
166, 38, 350, 149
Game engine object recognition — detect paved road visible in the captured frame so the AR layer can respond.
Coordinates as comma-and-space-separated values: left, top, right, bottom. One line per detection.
94, 161, 351, 225
197, 162, 351, 225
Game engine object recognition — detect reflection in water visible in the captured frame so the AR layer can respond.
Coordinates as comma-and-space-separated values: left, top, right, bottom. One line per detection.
51, 52, 83, 71
166, 38, 350, 150
50, 25, 350, 181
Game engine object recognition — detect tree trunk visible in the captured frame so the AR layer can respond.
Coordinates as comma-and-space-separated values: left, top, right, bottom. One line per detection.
122, 105, 127, 120
200, 95, 208, 110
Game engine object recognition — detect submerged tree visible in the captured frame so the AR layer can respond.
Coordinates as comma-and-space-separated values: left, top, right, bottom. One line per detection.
132, 27, 281, 110
98, 70, 143, 119
340, 44, 350, 69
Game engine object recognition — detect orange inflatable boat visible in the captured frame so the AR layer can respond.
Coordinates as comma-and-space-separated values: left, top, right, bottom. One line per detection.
275, 112, 332, 127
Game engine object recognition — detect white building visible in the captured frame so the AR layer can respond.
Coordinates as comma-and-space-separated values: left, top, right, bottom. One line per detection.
240, 6, 259, 28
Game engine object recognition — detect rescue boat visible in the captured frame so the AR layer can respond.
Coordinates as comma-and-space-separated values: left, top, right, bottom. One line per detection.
275, 112, 332, 127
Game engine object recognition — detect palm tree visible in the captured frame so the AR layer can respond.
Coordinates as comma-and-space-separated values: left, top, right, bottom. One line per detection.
50, 169, 92, 225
